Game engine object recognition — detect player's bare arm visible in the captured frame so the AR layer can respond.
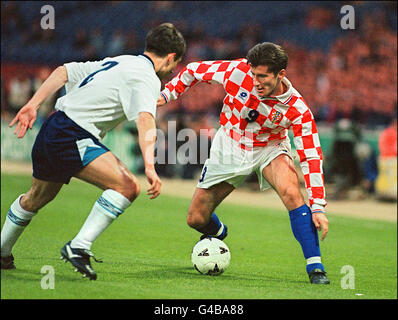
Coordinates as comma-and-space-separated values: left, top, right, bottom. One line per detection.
136, 111, 162, 199
9, 66, 68, 138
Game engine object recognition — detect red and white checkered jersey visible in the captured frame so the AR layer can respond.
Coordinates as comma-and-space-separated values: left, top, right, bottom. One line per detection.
161, 59, 326, 210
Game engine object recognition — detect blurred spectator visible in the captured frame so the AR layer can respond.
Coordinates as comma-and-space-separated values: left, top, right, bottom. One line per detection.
124, 30, 140, 55
180, 113, 214, 179
107, 29, 126, 56
184, 24, 211, 61
89, 28, 105, 56
375, 117, 397, 201
328, 118, 362, 200
73, 28, 90, 51
355, 142, 378, 197
73, 28, 98, 60
378, 117, 397, 158
22, 18, 56, 46
149, 1, 175, 12
83, 44, 98, 61
22, 18, 42, 45
41, 28, 56, 45
305, 6, 334, 30
7, 74, 31, 116
236, 23, 262, 55
1, 2, 26, 36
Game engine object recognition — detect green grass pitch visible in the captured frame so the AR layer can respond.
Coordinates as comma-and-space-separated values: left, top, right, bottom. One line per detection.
1, 173, 396, 299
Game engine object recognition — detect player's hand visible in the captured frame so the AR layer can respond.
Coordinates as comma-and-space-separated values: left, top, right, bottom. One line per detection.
312, 212, 329, 241
157, 95, 166, 107
145, 167, 162, 199
9, 104, 38, 138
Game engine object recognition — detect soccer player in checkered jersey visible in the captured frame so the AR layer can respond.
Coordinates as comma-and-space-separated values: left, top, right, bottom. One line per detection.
1, 23, 186, 280
158, 42, 330, 284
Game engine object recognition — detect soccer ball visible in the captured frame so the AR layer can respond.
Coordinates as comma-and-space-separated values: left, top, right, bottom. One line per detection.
191, 237, 231, 276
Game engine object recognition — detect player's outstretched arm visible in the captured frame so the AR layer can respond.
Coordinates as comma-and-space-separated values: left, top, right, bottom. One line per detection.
160, 59, 236, 104
9, 66, 68, 138
290, 102, 328, 240
136, 111, 162, 199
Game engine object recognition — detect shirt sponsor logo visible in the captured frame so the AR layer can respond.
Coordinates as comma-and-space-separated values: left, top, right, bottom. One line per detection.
238, 91, 248, 100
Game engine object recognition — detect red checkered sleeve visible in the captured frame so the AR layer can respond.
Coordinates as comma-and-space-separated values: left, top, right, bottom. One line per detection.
161, 60, 242, 102
290, 98, 327, 211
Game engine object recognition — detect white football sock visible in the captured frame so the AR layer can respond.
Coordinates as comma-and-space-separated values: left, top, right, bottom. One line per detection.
70, 189, 131, 250
1, 195, 36, 257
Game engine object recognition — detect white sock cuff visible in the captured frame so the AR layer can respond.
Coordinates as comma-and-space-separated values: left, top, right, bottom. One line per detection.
96, 189, 132, 219
103, 189, 132, 210
306, 256, 322, 265
215, 223, 224, 237
10, 195, 36, 220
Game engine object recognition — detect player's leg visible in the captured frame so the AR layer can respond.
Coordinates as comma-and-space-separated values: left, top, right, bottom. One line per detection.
187, 182, 234, 240
69, 151, 138, 250
1, 177, 63, 269
187, 127, 248, 240
262, 154, 305, 210
2, 112, 74, 269
74, 151, 140, 200
60, 151, 138, 280
262, 154, 329, 284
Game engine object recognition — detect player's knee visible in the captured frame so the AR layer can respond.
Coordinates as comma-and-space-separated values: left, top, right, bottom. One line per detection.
19, 196, 39, 213
279, 185, 303, 209
116, 175, 140, 202
187, 211, 207, 229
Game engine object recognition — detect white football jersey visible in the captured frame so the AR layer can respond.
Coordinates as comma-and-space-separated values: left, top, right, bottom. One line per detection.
54, 54, 160, 139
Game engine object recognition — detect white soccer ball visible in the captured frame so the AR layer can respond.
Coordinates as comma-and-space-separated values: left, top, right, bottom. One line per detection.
191, 237, 231, 276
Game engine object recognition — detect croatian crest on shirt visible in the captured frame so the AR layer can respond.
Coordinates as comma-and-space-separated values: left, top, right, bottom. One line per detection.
269, 109, 283, 124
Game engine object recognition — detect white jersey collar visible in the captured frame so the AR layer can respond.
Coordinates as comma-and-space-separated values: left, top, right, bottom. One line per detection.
138, 54, 155, 70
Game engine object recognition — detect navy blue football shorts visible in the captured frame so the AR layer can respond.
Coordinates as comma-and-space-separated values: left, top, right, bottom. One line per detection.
31, 111, 110, 184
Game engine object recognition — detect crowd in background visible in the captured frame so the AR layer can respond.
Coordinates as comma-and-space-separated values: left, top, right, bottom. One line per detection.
2, 1, 396, 127
1, 1, 397, 200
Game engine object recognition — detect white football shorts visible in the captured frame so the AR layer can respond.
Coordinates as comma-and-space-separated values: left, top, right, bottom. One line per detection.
197, 127, 293, 191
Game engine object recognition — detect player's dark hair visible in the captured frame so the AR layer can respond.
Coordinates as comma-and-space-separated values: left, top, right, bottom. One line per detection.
246, 42, 288, 75
145, 23, 186, 61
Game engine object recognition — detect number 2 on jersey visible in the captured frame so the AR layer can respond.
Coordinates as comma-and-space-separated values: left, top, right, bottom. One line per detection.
79, 61, 119, 88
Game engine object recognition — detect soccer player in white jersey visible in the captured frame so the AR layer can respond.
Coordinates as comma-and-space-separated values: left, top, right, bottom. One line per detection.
158, 42, 330, 284
1, 23, 186, 280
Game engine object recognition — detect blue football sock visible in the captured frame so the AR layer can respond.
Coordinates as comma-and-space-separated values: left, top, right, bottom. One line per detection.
289, 204, 324, 273
198, 212, 226, 239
